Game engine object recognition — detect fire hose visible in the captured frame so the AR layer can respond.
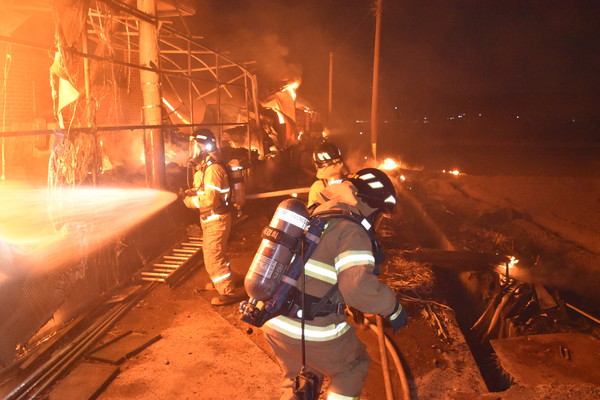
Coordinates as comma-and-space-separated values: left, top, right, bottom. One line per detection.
245, 187, 310, 199
364, 315, 411, 400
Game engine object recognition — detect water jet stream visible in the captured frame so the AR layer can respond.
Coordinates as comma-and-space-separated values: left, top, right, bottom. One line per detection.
0, 183, 176, 283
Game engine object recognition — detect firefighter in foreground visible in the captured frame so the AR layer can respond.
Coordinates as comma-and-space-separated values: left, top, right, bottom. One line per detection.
307, 141, 350, 209
183, 129, 242, 306
262, 168, 408, 399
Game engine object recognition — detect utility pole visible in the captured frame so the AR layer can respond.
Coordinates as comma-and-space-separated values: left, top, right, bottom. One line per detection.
328, 51, 333, 122
370, 0, 382, 161
138, 0, 166, 189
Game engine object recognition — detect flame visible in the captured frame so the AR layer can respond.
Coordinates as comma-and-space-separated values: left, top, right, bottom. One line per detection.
165, 148, 177, 162
273, 109, 286, 125
283, 81, 300, 101
378, 158, 400, 170
496, 255, 520, 279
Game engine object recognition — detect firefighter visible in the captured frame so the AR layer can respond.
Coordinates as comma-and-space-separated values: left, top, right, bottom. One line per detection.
263, 168, 408, 400
183, 129, 242, 306
307, 141, 350, 209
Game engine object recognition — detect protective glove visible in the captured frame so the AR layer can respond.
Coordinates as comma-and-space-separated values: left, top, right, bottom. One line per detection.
388, 302, 408, 333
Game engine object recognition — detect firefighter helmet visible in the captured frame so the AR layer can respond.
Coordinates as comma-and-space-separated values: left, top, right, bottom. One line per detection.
312, 141, 343, 168
192, 129, 218, 152
349, 168, 397, 213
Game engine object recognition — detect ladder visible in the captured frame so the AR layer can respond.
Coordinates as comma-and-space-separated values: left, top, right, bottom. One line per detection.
140, 235, 203, 286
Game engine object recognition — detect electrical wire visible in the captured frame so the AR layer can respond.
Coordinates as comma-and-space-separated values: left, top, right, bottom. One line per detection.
333, 8, 374, 53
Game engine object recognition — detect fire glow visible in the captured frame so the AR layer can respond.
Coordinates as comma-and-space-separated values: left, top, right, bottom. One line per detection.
378, 158, 400, 170
283, 81, 300, 101
442, 169, 462, 176
0, 184, 176, 282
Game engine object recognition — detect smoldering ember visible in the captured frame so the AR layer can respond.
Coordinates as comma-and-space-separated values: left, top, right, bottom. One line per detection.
0, 1, 599, 400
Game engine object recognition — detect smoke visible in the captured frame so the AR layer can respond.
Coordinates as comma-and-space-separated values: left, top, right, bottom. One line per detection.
0, 183, 176, 280
191, 2, 305, 92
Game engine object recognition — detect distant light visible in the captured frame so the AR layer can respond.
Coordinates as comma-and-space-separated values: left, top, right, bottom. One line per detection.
359, 131, 364, 135
478, 113, 482, 117
394, 106, 398, 110
364, 156, 368, 160
442, 169, 461, 176
516, 115, 520, 119
291, 193, 298, 198
458, 115, 463, 119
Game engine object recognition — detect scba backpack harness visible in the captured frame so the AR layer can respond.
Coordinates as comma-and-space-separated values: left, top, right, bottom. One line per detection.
240, 202, 385, 328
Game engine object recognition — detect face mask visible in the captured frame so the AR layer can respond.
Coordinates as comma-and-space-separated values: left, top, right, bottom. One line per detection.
192, 142, 210, 159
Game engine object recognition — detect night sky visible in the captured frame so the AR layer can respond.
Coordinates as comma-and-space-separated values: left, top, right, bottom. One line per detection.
191, 1, 600, 124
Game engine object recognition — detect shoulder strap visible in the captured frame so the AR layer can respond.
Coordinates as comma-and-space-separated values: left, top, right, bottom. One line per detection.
310, 209, 375, 239
306, 283, 340, 320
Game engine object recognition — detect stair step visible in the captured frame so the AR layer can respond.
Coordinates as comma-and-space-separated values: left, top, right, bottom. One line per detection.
151, 268, 177, 273
181, 242, 202, 247
141, 271, 170, 277
142, 277, 166, 282
153, 263, 179, 268
173, 249, 196, 254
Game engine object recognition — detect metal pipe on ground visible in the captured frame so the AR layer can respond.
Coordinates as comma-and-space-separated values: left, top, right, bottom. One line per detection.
6, 285, 152, 399
25, 295, 142, 399
21, 302, 131, 399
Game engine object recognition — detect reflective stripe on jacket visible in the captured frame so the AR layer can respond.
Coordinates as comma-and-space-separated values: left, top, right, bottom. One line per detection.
264, 316, 351, 341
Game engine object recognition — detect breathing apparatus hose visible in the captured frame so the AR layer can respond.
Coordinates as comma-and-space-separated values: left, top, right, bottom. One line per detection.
365, 316, 411, 400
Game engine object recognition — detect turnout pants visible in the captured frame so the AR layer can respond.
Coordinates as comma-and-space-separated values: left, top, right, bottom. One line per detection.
264, 326, 370, 400
200, 212, 233, 295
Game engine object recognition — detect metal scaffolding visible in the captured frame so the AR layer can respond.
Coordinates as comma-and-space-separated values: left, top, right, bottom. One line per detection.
0, 0, 262, 188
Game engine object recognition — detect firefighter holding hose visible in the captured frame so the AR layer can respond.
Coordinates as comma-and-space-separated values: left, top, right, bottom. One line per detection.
183, 129, 243, 306
263, 168, 408, 399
